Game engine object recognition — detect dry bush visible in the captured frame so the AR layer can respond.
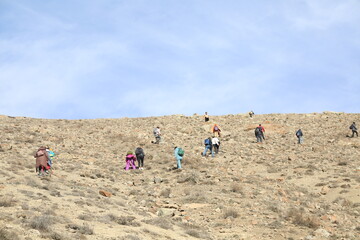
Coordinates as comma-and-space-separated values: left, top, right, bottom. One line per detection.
0, 197, 14, 207
223, 209, 239, 219
177, 171, 200, 184
160, 188, 171, 198
286, 208, 320, 229
78, 214, 94, 221
230, 184, 244, 194
0, 228, 20, 240
183, 192, 207, 203
29, 215, 54, 231
144, 217, 173, 230
105, 214, 141, 226
119, 235, 141, 240
333, 197, 353, 208
67, 223, 94, 235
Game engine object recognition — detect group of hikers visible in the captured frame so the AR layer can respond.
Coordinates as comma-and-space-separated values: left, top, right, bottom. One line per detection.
34, 112, 358, 175
34, 146, 55, 176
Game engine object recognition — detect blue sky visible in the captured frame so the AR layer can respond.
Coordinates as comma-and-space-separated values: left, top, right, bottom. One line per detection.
1, 0, 359, 119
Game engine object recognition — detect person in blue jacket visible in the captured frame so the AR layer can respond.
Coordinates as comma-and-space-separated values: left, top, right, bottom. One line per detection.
174, 147, 183, 169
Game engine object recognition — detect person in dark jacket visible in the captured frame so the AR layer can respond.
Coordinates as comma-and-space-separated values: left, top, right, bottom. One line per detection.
255, 126, 263, 143
135, 147, 145, 170
296, 129, 303, 144
350, 122, 358, 137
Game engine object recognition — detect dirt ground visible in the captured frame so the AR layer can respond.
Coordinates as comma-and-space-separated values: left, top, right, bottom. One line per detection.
0, 112, 359, 240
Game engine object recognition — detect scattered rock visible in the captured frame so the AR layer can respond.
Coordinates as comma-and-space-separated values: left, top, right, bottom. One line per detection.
99, 190, 112, 197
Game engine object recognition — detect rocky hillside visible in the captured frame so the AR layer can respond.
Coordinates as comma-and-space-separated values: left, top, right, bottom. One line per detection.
0, 112, 359, 240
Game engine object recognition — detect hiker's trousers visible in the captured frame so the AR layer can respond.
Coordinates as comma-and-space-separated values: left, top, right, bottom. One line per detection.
176, 156, 182, 169
203, 145, 214, 157
125, 160, 136, 170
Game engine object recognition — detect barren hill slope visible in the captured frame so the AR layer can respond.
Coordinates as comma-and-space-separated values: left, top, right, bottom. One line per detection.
0, 112, 359, 240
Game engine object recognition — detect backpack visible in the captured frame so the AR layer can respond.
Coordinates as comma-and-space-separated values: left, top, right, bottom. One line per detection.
255, 127, 261, 135
36, 150, 45, 157
135, 147, 144, 156
204, 138, 211, 145
177, 148, 184, 156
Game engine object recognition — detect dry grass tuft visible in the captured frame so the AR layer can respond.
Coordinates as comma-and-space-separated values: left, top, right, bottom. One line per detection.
144, 217, 173, 230
0, 197, 15, 207
29, 215, 54, 231
67, 223, 94, 235
223, 209, 239, 219
0, 228, 20, 240
286, 208, 320, 229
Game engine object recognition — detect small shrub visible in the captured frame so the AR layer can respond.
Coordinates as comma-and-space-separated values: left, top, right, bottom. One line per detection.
0, 197, 14, 207
144, 217, 173, 230
119, 235, 141, 240
0, 228, 20, 240
230, 184, 244, 194
67, 223, 94, 235
223, 209, 239, 219
286, 208, 320, 229
160, 188, 171, 198
29, 215, 54, 231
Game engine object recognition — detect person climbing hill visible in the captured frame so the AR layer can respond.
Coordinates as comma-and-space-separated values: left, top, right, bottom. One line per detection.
212, 124, 221, 137
350, 122, 358, 137
135, 147, 145, 170
174, 146, 184, 169
124, 151, 137, 171
34, 146, 50, 176
152, 127, 161, 144
255, 125, 263, 143
203, 137, 214, 157
296, 129, 303, 144
212, 136, 220, 154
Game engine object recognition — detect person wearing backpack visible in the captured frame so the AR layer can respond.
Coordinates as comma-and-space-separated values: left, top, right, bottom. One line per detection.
255, 126, 263, 143
212, 124, 221, 137
34, 146, 50, 176
202, 137, 214, 157
296, 129, 303, 144
124, 151, 137, 171
350, 122, 358, 137
152, 127, 161, 144
174, 146, 184, 169
212, 137, 220, 154
135, 147, 145, 170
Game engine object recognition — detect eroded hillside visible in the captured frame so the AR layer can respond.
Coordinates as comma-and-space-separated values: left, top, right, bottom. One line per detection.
0, 112, 359, 240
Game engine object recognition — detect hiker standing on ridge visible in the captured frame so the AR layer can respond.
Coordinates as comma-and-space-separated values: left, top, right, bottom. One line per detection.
135, 147, 145, 170
152, 127, 161, 144
174, 147, 184, 169
212, 124, 221, 137
350, 122, 358, 137
204, 112, 210, 122
212, 136, 220, 154
202, 137, 214, 157
249, 110, 254, 118
296, 129, 303, 144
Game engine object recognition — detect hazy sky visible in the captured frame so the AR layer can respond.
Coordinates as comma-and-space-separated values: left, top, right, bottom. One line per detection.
1, 0, 359, 119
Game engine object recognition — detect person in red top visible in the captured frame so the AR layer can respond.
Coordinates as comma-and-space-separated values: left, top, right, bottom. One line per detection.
258, 124, 265, 140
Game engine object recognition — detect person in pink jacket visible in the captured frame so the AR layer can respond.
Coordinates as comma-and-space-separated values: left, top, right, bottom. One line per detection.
124, 151, 137, 170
